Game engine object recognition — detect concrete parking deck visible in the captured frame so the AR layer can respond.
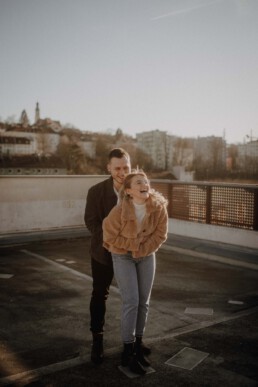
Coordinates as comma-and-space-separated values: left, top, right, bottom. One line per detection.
0, 235, 258, 386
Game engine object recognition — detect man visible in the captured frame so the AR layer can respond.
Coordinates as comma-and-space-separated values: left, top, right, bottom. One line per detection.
84, 148, 131, 364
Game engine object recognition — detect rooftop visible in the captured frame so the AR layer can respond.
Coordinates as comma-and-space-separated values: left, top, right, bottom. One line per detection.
0, 232, 258, 386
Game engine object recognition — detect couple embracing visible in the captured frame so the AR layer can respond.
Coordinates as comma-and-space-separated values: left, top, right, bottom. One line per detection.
85, 148, 168, 375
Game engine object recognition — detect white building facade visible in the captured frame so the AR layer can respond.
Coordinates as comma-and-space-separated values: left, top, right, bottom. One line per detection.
136, 129, 171, 169
0, 133, 36, 156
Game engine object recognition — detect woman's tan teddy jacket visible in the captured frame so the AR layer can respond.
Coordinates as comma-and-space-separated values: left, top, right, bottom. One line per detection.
103, 191, 168, 258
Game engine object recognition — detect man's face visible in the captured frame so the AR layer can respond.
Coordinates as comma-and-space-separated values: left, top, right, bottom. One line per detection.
107, 156, 131, 190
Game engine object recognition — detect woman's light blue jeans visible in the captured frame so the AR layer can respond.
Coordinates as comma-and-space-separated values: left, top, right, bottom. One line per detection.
112, 252, 156, 343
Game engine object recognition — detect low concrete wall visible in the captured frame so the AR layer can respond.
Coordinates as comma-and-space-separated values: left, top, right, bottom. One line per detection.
0, 176, 257, 249
0, 175, 106, 233
169, 219, 258, 249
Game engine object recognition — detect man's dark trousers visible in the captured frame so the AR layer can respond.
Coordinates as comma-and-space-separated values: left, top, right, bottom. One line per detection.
90, 258, 114, 333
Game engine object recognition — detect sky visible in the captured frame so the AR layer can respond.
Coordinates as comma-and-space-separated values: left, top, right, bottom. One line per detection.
0, 0, 258, 144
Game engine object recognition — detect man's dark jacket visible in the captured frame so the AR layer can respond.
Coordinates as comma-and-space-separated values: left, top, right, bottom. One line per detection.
84, 177, 117, 266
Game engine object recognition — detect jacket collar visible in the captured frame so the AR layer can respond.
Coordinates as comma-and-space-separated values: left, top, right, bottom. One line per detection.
120, 194, 159, 220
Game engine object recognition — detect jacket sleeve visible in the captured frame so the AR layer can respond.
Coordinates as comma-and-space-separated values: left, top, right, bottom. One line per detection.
84, 186, 102, 234
103, 206, 141, 252
134, 206, 168, 258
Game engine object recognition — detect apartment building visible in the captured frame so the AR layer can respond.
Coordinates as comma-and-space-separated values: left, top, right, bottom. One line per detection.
136, 129, 171, 169
236, 140, 258, 172
0, 135, 36, 156
194, 136, 227, 169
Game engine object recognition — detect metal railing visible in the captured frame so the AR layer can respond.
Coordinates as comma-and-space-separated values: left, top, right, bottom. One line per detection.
151, 180, 258, 231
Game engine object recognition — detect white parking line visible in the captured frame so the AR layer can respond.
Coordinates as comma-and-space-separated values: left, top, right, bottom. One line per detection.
3, 247, 255, 385
20, 249, 119, 294
1, 305, 257, 386
0, 356, 87, 386
161, 245, 258, 271
0, 274, 14, 279
146, 304, 258, 344
184, 307, 214, 316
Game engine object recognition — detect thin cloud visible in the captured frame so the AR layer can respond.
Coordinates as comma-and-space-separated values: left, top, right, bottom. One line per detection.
150, 0, 224, 21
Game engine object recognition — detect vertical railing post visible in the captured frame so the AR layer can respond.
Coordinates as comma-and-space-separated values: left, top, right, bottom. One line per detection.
168, 182, 173, 219
206, 185, 212, 224
253, 188, 258, 231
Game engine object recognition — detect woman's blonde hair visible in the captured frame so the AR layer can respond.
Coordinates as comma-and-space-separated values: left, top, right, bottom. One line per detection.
119, 169, 168, 206
119, 169, 148, 200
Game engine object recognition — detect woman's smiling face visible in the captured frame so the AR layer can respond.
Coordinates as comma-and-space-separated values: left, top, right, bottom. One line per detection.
126, 174, 150, 204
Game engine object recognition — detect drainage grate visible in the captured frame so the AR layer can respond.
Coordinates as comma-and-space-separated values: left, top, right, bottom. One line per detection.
165, 347, 209, 370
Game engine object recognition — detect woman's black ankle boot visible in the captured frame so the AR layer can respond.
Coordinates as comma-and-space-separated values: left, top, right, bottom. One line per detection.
121, 342, 146, 375
135, 337, 151, 367
136, 336, 151, 356
130, 353, 147, 375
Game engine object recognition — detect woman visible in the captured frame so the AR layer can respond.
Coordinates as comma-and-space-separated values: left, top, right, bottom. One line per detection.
103, 170, 168, 374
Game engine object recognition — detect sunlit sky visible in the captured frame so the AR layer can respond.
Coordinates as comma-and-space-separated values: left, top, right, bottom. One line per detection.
1, 0, 258, 144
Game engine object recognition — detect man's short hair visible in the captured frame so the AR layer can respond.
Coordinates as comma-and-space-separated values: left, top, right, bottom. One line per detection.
108, 148, 130, 161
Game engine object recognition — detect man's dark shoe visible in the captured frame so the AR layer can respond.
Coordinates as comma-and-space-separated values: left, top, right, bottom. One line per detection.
91, 333, 104, 365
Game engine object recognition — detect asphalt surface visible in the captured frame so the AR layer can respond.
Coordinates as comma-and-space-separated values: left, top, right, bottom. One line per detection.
0, 233, 258, 387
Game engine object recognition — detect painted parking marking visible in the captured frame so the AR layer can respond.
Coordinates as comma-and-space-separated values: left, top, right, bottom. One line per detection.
228, 300, 244, 305
1, 306, 257, 386
149, 305, 258, 344
0, 274, 14, 279
0, 355, 87, 386
161, 245, 258, 271
55, 258, 76, 265
118, 365, 155, 379
165, 347, 209, 370
20, 249, 119, 294
184, 307, 213, 316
